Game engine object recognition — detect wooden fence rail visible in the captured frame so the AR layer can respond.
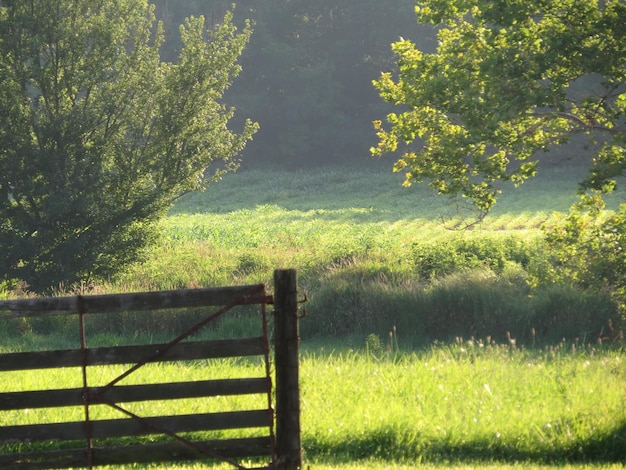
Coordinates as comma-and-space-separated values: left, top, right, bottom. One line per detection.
0, 269, 302, 470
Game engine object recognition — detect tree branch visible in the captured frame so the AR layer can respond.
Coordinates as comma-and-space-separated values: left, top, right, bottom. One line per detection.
527, 110, 622, 135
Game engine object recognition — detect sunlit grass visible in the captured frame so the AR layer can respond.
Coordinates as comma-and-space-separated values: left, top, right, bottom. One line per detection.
59, 163, 618, 340
104, 463, 626, 469
299, 340, 626, 462
3, 342, 625, 468
120, 164, 566, 292
2, 164, 625, 468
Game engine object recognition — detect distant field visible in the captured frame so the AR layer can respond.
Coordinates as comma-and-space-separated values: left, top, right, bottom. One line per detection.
171, 162, 594, 217
109, 163, 623, 342
3, 163, 622, 342
125, 163, 591, 292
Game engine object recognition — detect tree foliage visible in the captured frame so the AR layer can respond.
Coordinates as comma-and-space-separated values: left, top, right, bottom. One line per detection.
0, 0, 257, 292
372, 0, 626, 212
155, 0, 425, 167
151, 0, 433, 168
372, 0, 626, 317
529, 205, 626, 322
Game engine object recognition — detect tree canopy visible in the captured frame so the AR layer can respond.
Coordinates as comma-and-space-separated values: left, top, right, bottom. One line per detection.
151, 0, 434, 168
372, 0, 626, 213
0, 0, 257, 292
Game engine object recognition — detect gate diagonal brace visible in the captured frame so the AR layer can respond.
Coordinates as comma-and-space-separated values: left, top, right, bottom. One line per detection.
91, 396, 249, 470
77, 286, 274, 470
98, 288, 269, 395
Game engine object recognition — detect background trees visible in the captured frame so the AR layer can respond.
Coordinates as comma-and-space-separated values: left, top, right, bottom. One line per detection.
231, 0, 423, 167
0, 0, 256, 292
152, 0, 431, 167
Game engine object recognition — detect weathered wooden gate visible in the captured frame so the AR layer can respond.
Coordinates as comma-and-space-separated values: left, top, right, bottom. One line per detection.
0, 269, 302, 469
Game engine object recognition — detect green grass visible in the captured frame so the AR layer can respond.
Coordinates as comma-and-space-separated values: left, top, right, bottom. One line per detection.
2, 341, 625, 468
4, 164, 623, 344
99, 163, 624, 342
101, 463, 625, 469
299, 340, 626, 465
2, 163, 625, 468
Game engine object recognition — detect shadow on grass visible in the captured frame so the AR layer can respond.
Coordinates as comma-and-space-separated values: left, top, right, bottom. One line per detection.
171, 164, 614, 220
303, 421, 626, 465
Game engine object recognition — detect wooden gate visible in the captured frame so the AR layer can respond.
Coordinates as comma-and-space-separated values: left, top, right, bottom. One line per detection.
0, 269, 302, 469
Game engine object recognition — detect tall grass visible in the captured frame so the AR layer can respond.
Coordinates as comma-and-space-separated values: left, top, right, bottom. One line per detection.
109, 164, 623, 343
3, 341, 624, 468
299, 340, 626, 465
3, 163, 623, 343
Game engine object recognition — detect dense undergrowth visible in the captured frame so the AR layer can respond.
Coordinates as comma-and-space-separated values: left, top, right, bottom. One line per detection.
1, 163, 624, 346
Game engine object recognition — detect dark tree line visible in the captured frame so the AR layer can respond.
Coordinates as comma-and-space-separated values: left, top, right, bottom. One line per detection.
153, 0, 434, 168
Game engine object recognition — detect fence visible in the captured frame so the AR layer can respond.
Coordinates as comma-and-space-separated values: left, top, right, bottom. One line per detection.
0, 269, 302, 470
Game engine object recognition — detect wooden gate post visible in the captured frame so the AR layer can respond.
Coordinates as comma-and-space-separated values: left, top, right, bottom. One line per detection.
273, 269, 302, 470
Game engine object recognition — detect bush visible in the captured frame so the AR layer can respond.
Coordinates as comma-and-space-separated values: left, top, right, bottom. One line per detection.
536, 202, 626, 328
300, 252, 619, 346
420, 269, 533, 341
411, 235, 542, 279
528, 284, 618, 343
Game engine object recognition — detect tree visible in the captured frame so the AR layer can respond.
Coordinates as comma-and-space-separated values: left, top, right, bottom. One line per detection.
0, 1, 257, 292
150, 0, 430, 168
372, 0, 626, 318
372, 0, 626, 213
224, 0, 425, 167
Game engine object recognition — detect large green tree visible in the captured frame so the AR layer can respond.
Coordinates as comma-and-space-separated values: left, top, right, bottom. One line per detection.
0, 0, 257, 292
372, 0, 626, 316
372, 0, 626, 212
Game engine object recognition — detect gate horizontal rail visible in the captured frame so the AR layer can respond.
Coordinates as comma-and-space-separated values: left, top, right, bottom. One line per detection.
0, 336, 266, 370
0, 285, 268, 317
0, 409, 272, 441
0, 270, 302, 469
0, 437, 273, 469
0, 377, 269, 410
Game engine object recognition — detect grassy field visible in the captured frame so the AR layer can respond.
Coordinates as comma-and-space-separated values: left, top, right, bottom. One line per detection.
103, 162, 623, 343
2, 339, 625, 469
298, 340, 626, 466
1, 163, 625, 468
125, 162, 580, 292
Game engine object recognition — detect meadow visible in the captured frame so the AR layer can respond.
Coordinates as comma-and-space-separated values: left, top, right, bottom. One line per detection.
2, 337, 625, 469
1, 162, 625, 468
115, 161, 623, 344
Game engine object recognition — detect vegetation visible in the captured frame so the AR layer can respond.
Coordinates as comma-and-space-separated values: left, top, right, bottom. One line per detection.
372, 0, 626, 213
1, 338, 625, 468
0, 1, 256, 292
146, 165, 624, 344
152, 0, 427, 168
1, 1, 625, 466
299, 339, 626, 466
372, 0, 626, 322
4, 164, 621, 345
1, 166, 624, 468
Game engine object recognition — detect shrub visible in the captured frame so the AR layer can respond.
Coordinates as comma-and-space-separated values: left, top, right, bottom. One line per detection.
528, 284, 618, 343
411, 235, 543, 280
535, 202, 626, 331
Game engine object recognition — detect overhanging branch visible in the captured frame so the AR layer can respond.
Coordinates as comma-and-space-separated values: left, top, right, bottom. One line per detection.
528, 110, 623, 135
